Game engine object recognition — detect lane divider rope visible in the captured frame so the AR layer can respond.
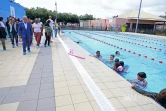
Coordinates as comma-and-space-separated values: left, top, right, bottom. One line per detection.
88, 32, 166, 46
86, 33, 166, 52
97, 32, 166, 43
74, 32, 163, 64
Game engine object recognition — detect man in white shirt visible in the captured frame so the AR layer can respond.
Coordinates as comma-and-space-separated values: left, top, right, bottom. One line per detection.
47, 16, 54, 42
32, 18, 43, 48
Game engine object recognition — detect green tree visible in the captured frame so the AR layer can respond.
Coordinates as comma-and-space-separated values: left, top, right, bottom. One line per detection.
25, 7, 95, 24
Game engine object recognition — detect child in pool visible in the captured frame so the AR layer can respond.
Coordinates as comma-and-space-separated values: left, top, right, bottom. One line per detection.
119, 61, 129, 72
115, 58, 119, 62
129, 72, 147, 89
115, 51, 120, 56
74, 40, 82, 44
90, 51, 102, 59
113, 62, 121, 71
112, 58, 119, 70
110, 55, 115, 61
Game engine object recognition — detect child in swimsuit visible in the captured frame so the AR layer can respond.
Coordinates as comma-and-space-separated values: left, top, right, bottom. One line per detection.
94, 51, 102, 59
90, 51, 102, 59
115, 51, 120, 56
130, 72, 147, 89
110, 55, 115, 62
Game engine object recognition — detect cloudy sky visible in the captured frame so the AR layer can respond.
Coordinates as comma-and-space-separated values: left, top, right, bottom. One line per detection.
15, 0, 166, 18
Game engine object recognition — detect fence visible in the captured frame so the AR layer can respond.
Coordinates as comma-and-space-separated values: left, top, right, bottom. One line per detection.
61, 26, 166, 36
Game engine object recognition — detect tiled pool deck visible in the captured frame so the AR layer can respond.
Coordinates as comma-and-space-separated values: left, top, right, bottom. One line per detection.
0, 33, 165, 111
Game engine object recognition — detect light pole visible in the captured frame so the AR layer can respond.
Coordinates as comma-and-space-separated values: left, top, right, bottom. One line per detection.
55, 1, 57, 23
165, 11, 166, 19
135, 0, 143, 33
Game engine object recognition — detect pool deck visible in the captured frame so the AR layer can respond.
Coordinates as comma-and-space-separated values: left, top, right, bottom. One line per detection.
0, 33, 165, 111
121, 32, 166, 40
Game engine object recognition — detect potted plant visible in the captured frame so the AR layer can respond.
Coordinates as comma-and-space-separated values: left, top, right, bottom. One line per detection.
122, 24, 127, 32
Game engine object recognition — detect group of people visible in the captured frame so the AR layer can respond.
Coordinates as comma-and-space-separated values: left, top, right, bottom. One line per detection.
0, 16, 20, 50
0, 15, 61, 55
92, 50, 166, 108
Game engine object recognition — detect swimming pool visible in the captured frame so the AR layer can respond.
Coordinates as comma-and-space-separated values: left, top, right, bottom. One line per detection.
64, 30, 166, 92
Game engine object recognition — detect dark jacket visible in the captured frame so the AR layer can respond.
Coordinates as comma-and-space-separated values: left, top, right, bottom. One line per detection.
133, 87, 166, 109
0, 22, 6, 38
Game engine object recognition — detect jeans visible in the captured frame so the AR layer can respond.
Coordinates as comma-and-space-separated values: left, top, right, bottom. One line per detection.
34, 32, 41, 46
10, 33, 18, 45
54, 29, 57, 37
45, 33, 51, 46
22, 36, 31, 52
0, 38, 6, 48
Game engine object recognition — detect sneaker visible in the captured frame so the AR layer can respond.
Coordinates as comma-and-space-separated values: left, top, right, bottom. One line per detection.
36, 46, 40, 49
12, 45, 15, 48
28, 50, 31, 53
3, 47, 6, 51
23, 52, 26, 55
16, 43, 18, 46
48, 45, 51, 47
44, 45, 47, 47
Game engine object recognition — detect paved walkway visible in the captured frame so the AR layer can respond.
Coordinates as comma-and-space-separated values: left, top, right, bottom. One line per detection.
0, 34, 165, 111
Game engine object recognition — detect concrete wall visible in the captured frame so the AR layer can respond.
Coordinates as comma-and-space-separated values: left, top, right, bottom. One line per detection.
80, 20, 89, 27
0, 0, 26, 21
88, 19, 110, 28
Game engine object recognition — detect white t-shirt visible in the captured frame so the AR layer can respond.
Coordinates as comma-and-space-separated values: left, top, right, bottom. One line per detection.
0, 21, 5, 28
39, 22, 43, 26
47, 19, 54, 30
32, 23, 42, 32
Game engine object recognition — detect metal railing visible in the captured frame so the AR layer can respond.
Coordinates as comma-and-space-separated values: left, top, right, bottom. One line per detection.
61, 26, 166, 36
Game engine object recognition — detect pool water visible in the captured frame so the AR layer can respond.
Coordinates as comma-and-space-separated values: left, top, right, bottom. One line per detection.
64, 30, 166, 92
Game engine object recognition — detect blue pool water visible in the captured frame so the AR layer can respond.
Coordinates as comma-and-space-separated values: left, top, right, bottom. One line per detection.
64, 30, 166, 92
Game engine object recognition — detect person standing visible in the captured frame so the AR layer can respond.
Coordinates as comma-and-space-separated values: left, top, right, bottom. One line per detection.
0, 17, 6, 50
9, 18, 18, 48
29, 20, 34, 45
6, 17, 11, 39
38, 18, 43, 44
47, 16, 54, 42
18, 16, 33, 55
58, 23, 61, 35
32, 18, 42, 49
54, 20, 58, 37
44, 20, 52, 47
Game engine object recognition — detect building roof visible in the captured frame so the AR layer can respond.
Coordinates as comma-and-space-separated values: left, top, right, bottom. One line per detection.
118, 10, 166, 22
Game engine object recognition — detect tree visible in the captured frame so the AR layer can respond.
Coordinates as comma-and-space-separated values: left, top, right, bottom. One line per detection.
25, 7, 95, 24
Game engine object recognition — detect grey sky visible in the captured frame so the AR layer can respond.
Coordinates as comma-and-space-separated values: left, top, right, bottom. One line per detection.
15, 0, 166, 18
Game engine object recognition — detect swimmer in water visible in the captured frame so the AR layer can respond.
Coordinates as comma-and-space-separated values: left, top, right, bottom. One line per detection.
110, 55, 115, 61
74, 40, 82, 44
128, 72, 147, 89
115, 58, 119, 62
115, 51, 120, 56
90, 51, 102, 59
113, 62, 120, 71
119, 61, 124, 68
